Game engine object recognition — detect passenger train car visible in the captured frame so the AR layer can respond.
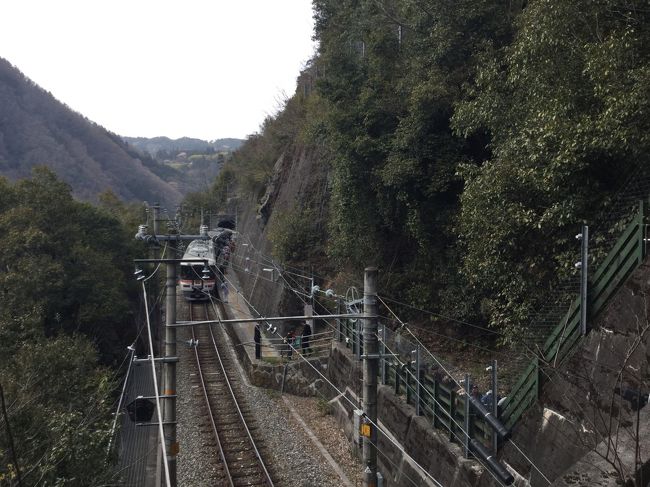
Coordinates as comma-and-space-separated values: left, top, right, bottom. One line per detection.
180, 226, 235, 301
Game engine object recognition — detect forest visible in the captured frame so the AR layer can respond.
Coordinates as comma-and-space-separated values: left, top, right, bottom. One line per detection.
0, 168, 144, 484
203, 0, 650, 343
0, 57, 182, 206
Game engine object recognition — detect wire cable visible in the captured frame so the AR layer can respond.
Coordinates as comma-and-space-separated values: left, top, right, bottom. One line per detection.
214, 266, 449, 487
106, 345, 136, 459
140, 280, 171, 487
379, 295, 551, 485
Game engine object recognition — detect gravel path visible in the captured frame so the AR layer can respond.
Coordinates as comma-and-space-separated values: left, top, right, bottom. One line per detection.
177, 302, 362, 486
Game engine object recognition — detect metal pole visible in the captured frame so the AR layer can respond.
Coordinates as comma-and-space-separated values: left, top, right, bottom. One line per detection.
336, 298, 342, 342
464, 374, 470, 458
363, 267, 378, 487
492, 360, 498, 455
415, 345, 421, 416
580, 225, 589, 335
164, 263, 178, 485
152, 203, 161, 355
381, 325, 387, 386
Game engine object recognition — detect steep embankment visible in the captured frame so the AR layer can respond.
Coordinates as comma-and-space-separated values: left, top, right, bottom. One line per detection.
0, 57, 182, 205
233, 143, 330, 332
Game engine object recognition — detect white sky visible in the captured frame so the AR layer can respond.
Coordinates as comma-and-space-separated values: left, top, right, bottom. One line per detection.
0, 1, 316, 140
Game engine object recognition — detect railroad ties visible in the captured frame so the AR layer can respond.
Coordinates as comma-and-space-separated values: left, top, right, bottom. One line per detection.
190, 302, 274, 486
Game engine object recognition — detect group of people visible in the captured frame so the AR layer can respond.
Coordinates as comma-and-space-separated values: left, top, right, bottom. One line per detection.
282, 322, 313, 359
252, 321, 314, 360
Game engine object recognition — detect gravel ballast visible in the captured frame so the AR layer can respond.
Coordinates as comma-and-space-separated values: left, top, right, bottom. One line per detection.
177, 317, 363, 486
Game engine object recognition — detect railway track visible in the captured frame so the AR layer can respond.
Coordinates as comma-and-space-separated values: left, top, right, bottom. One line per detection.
190, 301, 274, 486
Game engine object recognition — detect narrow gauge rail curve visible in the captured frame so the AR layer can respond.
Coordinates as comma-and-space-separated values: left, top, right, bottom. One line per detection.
189, 302, 274, 486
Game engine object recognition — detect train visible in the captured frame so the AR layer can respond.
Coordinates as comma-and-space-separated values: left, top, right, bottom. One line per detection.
180, 225, 235, 301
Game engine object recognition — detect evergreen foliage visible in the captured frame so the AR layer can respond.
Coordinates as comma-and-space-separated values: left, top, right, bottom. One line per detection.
0, 168, 142, 484
193, 0, 650, 342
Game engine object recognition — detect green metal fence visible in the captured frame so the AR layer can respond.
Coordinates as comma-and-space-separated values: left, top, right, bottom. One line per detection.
333, 200, 648, 443
501, 200, 648, 429
337, 317, 496, 451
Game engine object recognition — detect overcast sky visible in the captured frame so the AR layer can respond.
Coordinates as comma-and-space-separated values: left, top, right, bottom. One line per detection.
0, 1, 316, 140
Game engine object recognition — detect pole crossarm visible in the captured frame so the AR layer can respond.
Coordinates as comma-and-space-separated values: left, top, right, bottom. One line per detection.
172, 313, 371, 327
133, 356, 179, 364
134, 258, 209, 264
154, 235, 211, 241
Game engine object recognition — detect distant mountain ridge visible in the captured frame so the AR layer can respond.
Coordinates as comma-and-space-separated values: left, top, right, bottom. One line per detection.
0, 57, 183, 206
124, 136, 243, 156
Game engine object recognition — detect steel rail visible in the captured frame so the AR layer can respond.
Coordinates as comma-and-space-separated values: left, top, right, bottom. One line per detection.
191, 302, 274, 486
190, 304, 234, 487
205, 303, 274, 486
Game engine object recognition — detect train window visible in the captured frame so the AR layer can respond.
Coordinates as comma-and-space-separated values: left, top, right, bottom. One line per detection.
181, 265, 215, 280
181, 265, 200, 280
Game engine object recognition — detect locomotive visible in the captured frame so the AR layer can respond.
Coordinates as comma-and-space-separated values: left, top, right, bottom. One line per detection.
180, 226, 235, 301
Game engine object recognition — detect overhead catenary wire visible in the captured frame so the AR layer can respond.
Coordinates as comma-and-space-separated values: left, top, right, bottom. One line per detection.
235, 229, 500, 338
371, 329, 512, 487
106, 345, 136, 459
193, 279, 433, 487
230, 237, 505, 359
224, 267, 508, 487
229, 231, 545, 483
229, 237, 508, 464
214, 265, 454, 487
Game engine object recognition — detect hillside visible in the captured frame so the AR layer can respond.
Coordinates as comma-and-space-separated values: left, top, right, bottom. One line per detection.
203, 0, 650, 341
0, 57, 183, 206
123, 136, 243, 156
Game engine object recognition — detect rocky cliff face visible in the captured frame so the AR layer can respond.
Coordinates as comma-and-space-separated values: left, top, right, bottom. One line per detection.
233, 144, 330, 333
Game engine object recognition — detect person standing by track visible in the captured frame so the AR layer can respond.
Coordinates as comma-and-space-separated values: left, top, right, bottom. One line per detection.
301, 321, 313, 356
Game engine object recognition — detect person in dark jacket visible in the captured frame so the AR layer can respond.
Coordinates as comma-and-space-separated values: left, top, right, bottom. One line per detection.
254, 324, 261, 359
302, 322, 313, 356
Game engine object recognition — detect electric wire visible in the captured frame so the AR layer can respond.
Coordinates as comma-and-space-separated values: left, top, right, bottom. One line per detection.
372, 331, 509, 487
232, 241, 505, 359
379, 295, 503, 337
230, 241, 511, 484
140, 280, 171, 487
214, 265, 448, 487
379, 295, 552, 485
235, 230, 500, 337
198, 274, 430, 487
143, 242, 169, 282
106, 345, 136, 458
184, 234, 538, 485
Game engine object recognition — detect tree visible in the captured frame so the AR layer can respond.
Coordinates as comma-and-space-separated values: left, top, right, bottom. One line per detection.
453, 0, 650, 338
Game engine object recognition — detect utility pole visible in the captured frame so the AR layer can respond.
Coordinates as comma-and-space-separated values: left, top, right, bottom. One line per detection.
152, 203, 162, 354
135, 258, 207, 487
164, 262, 178, 485
363, 267, 378, 487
